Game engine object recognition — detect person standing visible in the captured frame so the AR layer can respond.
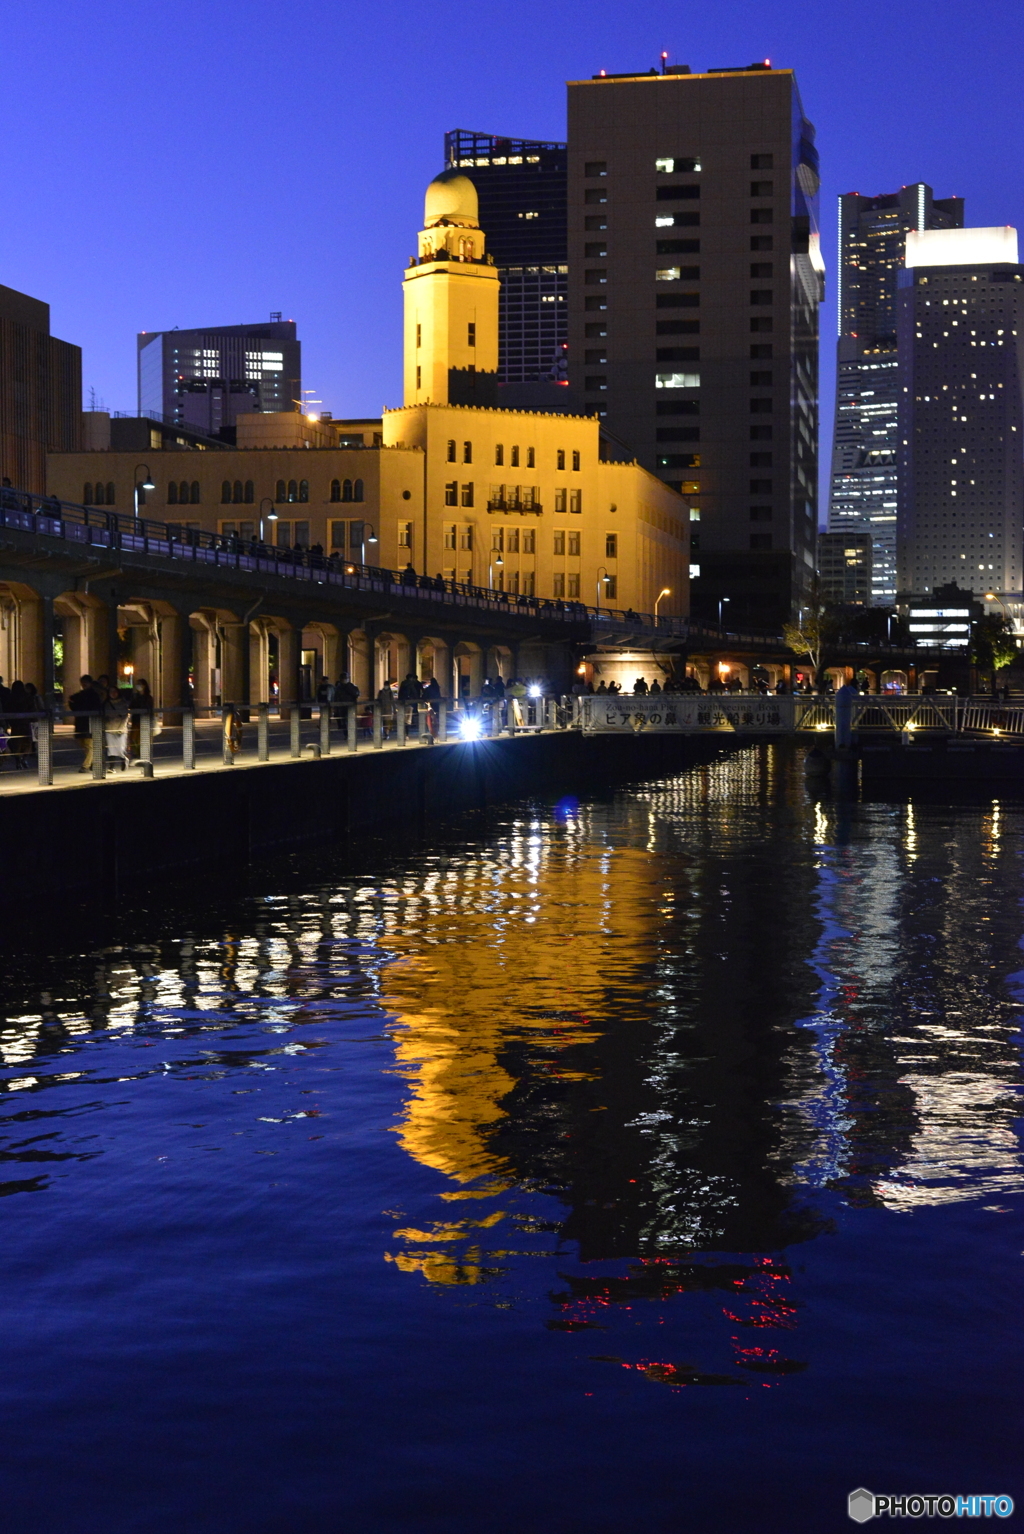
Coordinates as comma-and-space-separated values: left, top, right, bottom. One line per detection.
128, 678, 154, 760
377, 679, 396, 739
103, 686, 130, 769
69, 674, 101, 772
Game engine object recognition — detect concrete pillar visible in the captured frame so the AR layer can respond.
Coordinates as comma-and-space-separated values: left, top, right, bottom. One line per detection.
192, 618, 216, 708
17, 592, 56, 698
348, 629, 372, 700
467, 646, 484, 698
322, 627, 342, 682
277, 625, 301, 707
158, 610, 192, 720
249, 624, 269, 705
220, 623, 247, 705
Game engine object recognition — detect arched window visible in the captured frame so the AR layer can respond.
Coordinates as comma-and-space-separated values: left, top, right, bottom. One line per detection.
287, 479, 298, 502
190, 482, 201, 504
342, 479, 353, 502
232, 480, 244, 504
105, 482, 115, 504
330, 479, 341, 502
276, 479, 286, 502
221, 481, 232, 504
168, 481, 178, 505
495, 444, 504, 465
299, 479, 309, 502
244, 480, 254, 503
353, 478, 364, 502
84, 482, 94, 504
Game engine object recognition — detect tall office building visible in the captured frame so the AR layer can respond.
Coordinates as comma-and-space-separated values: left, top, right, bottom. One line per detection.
896, 226, 1024, 595
137, 319, 301, 439
445, 130, 568, 385
566, 63, 824, 629
0, 282, 81, 493
829, 186, 963, 603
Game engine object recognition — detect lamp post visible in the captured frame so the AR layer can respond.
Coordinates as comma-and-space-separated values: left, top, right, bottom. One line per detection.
361, 523, 378, 568
488, 552, 504, 589
718, 595, 730, 630
984, 591, 1008, 618
133, 464, 155, 525
655, 586, 671, 619
259, 497, 278, 544
596, 565, 610, 611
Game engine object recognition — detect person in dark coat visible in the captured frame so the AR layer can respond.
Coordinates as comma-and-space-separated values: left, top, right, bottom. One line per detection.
68, 674, 102, 771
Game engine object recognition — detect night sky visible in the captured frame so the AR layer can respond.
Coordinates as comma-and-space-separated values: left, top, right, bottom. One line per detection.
4, 0, 1022, 510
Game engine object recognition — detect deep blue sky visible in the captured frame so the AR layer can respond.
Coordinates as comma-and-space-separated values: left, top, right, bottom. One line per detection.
4, 0, 1023, 506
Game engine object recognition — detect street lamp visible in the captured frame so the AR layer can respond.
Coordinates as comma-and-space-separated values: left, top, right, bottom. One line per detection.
360, 523, 378, 567
259, 496, 278, 543
488, 551, 504, 589
718, 595, 730, 630
984, 591, 1008, 617
133, 464, 155, 524
596, 565, 611, 611
655, 586, 671, 618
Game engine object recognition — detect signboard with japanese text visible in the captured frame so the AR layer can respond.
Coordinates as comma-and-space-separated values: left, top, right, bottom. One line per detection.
580, 695, 796, 734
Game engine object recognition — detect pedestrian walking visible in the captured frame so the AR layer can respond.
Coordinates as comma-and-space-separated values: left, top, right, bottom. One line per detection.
103, 686, 130, 770
69, 674, 102, 771
128, 678, 154, 759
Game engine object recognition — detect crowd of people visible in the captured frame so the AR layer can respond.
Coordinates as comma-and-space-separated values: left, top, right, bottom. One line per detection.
65, 674, 155, 772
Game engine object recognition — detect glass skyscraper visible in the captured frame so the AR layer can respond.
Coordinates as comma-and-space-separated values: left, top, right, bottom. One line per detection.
828, 185, 962, 603
444, 130, 567, 384
137, 320, 301, 440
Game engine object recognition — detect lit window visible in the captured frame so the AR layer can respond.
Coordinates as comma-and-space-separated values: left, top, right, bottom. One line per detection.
656, 372, 700, 389
657, 267, 681, 281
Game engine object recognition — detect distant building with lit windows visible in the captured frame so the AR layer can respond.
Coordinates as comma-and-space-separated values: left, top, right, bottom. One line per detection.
137, 319, 301, 440
444, 129, 567, 387
817, 530, 872, 605
896, 226, 1024, 597
828, 185, 963, 603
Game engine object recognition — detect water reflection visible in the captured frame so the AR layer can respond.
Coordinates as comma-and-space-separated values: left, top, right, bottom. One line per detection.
0, 747, 1021, 1380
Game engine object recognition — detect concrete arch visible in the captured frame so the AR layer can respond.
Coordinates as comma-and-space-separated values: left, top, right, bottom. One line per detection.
452, 640, 483, 699
486, 644, 513, 684
416, 635, 450, 688
375, 631, 412, 691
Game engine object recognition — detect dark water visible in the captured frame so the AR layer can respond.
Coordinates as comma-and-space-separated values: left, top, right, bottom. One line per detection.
1, 745, 1021, 1533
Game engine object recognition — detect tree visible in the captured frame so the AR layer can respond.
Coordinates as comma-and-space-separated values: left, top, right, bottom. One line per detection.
971, 612, 1017, 690
783, 604, 838, 684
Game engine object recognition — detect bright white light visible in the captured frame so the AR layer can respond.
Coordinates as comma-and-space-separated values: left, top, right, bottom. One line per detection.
459, 716, 482, 741
528, 685, 542, 698
905, 226, 1018, 268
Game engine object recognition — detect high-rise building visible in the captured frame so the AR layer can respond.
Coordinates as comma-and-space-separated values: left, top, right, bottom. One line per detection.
0, 282, 81, 493
137, 319, 301, 439
566, 63, 824, 629
444, 130, 567, 386
817, 530, 872, 605
896, 226, 1024, 596
828, 186, 963, 603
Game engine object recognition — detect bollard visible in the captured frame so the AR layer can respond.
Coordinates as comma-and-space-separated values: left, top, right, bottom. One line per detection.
438, 700, 448, 742
182, 710, 196, 770
372, 700, 383, 749
396, 705, 406, 748
507, 701, 516, 737
290, 705, 301, 758
257, 703, 269, 761
36, 713, 53, 786
140, 711, 153, 765
346, 703, 357, 753
91, 714, 106, 779
222, 706, 235, 765
319, 703, 331, 756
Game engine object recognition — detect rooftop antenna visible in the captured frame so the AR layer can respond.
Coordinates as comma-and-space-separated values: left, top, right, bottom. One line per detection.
661, 51, 668, 73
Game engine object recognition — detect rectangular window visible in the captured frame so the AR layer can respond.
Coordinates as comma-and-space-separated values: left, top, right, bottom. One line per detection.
657, 347, 699, 362
585, 322, 608, 338
398, 521, 412, 548
554, 489, 567, 512
750, 263, 773, 279
750, 289, 773, 305
445, 481, 458, 505
584, 295, 607, 311
657, 321, 700, 335
459, 528, 473, 551
656, 186, 699, 200
416, 366, 421, 388
585, 215, 607, 231
750, 208, 773, 224
655, 156, 700, 173
750, 180, 774, 196
507, 528, 519, 554
585, 349, 607, 364
492, 528, 503, 551
526, 447, 535, 467
605, 533, 617, 558
656, 372, 700, 389
750, 153, 774, 169
585, 242, 607, 258
585, 376, 607, 391
444, 524, 457, 550
585, 161, 607, 176
553, 573, 565, 598
416, 323, 421, 348
750, 317, 773, 332
750, 425, 773, 440
572, 450, 580, 471
604, 574, 617, 599
461, 483, 474, 507
750, 478, 773, 493
523, 530, 535, 554
556, 449, 565, 469
293, 521, 309, 548
656, 268, 681, 282
750, 398, 773, 413
567, 574, 580, 599
656, 246, 699, 264
750, 369, 773, 385
511, 445, 519, 467
467, 322, 476, 347
569, 491, 582, 514
568, 531, 580, 556
495, 444, 503, 465
584, 188, 607, 204
750, 343, 773, 359
750, 236, 773, 252
330, 520, 347, 549
447, 439, 456, 462
463, 441, 472, 462
523, 571, 535, 596
220, 520, 237, 536
750, 533, 773, 549
657, 454, 699, 469
656, 400, 699, 415
749, 506, 773, 521
554, 531, 565, 555
585, 269, 608, 284
274, 520, 291, 545
656, 427, 700, 441
750, 452, 773, 466
459, 568, 472, 585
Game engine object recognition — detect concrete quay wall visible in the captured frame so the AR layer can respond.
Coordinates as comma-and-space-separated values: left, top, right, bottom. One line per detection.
2, 732, 739, 903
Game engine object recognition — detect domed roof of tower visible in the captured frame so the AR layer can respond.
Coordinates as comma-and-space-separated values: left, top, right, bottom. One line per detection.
424, 169, 479, 229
